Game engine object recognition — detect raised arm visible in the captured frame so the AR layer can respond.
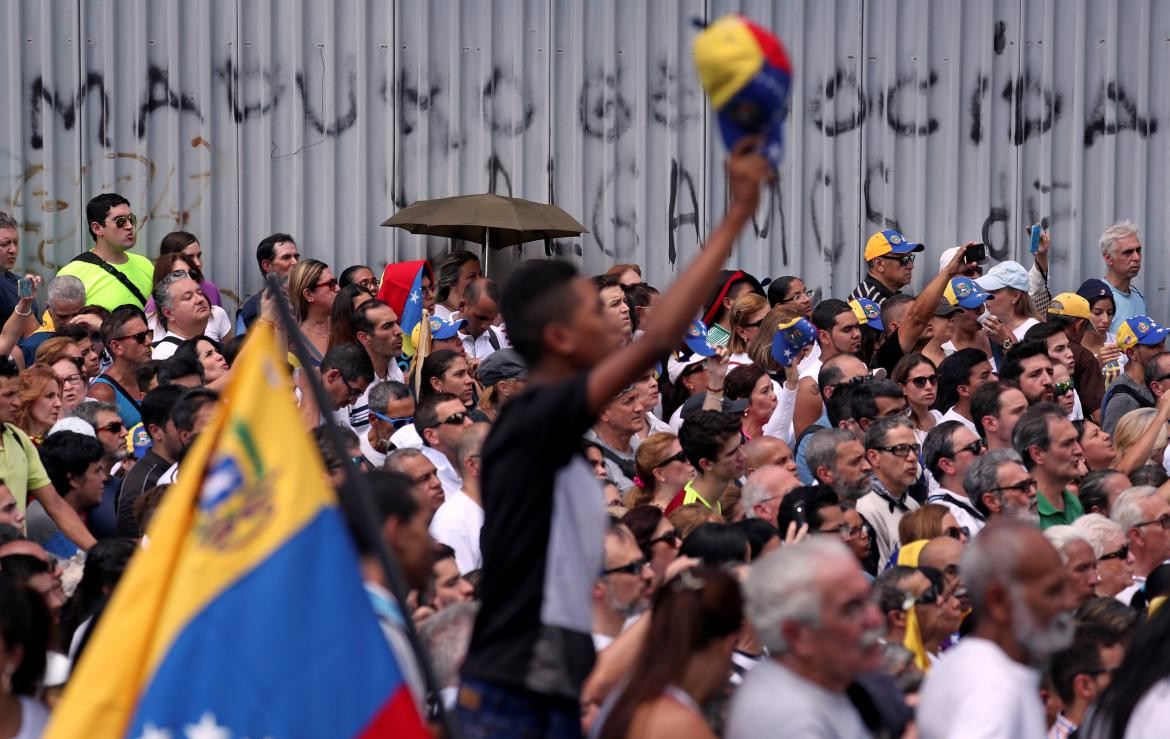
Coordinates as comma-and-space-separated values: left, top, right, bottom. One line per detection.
897, 243, 972, 352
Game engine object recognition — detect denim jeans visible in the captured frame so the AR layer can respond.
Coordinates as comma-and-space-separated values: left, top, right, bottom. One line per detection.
455, 679, 582, 739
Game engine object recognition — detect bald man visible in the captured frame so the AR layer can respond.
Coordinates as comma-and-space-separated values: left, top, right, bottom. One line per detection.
743, 436, 798, 477
920, 536, 965, 610
742, 465, 802, 527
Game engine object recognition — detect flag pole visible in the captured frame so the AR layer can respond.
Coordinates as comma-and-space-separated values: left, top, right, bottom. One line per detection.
263, 276, 460, 738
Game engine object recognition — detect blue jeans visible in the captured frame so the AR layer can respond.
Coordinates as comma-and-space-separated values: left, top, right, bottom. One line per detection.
455, 679, 581, 739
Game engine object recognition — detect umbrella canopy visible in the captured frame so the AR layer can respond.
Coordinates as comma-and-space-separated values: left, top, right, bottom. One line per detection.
381, 193, 587, 248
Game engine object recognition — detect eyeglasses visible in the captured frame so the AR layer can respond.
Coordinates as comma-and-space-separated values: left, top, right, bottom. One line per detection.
601, 558, 648, 576
373, 412, 413, 430
339, 375, 362, 401
900, 583, 942, 611
439, 411, 469, 426
315, 278, 339, 291
1098, 544, 1129, 562
880, 254, 915, 267
908, 374, 939, 389
1054, 380, 1075, 397
106, 214, 137, 229
1134, 514, 1170, 531
97, 421, 125, 434
781, 289, 814, 303
1152, 373, 1170, 384
421, 283, 436, 297
989, 477, 1038, 494
873, 443, 921, 458
59, 373, 83, 387
943, 526, 970, 541
113, 330, 151, 345
654, 450, 688, 468
357, 278, 379, 291
648, 530, 681, 547
952, 439, 985, 457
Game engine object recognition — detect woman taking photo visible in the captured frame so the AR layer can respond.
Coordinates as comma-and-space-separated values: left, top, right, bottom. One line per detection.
598, 568, 743, 739
976, 261, 1042, 348
893, 353, 942, 442
623, 433, 695, 510
288, 259, 339, 366
16, 365, 62, 444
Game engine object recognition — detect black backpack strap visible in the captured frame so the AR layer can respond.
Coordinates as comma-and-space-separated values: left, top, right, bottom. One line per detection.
95, 373, 142, 412
69, 251, 147, 305
152, 335, 184, 350
597, 444, 637, 483
486, 327, 501, 351
1101, 383, 1153, 417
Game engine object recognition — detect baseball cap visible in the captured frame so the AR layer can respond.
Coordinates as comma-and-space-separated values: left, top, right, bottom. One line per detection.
680, 392, 750, 422
939, 245, 984, 274
667, 353, 706, 384
976, 261, 1029, 292
1046, 293, 1093, 322
693, 15, 792, 169
864, 230, 924, 261
771, 317, 817, 366
683, 320, 717, 358
933, 300, 963, 317
47, 417, 95, 438
1116, 316, 1170, 351
411, 314, 468, 346
1076, 278, 1114, 304
477, 348, 527, 387
943, 277, 992, 309
849, 298, 884, 332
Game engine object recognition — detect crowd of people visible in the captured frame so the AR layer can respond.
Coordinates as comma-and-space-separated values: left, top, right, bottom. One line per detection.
3, 144, 1170, 737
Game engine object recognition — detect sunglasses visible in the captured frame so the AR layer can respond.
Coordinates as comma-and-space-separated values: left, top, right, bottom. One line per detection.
373, 412, 414, 430
909, 374, 939, 389
874, 443, 921, 458
742, 319, 764, 329
1135, 514, 1170, 531
315, 278, 339, 290
439, 411, 468, 426
990, 477, 1037, 494
881, 254, 915, 267
107, 214, 137, 229
1054, 380, 1074, 397
113, 330, 151, 345
654, 450, 688, 468
601, 558, 647, 577
648, 530, 681, 547
953, 439, 985, 456
97, 421, 125, 434
943, 526, 970, 541
1098, 544, 1129, 562
900, 583, 942, 610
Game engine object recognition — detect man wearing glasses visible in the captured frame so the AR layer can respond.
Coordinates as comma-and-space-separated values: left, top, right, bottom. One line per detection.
848, 229, 925, 306
57, 193, 153, 311
966, 448, 1041, 525
858, 416, 922, 562
359, 381, 414, 468
414, 392, 472, 500
591, 520, 652, 652
89, 306, 152, 428
924, 420, 988, 536
1111, 486, 1170, 606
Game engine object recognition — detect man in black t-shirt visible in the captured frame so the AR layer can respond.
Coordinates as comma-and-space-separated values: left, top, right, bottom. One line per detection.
457, 146, 770, 734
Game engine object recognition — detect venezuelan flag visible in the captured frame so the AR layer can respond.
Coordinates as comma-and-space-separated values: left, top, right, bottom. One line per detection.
47, 324, 427, 738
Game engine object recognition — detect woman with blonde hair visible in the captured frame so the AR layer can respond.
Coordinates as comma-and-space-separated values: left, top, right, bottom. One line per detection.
1111, 405, 1170, 472
726, 293, 769, 368
976, 260, 1043, 347
288, 259, 339, 365
623, 433, 695, 510
898, 503, 968, 545
16, 364, 63, 443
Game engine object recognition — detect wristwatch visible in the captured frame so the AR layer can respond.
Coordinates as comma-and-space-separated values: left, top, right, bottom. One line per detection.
1002, 338, 1013, 350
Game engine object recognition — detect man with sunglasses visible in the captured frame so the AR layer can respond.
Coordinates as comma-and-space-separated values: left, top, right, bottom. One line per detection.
967, 449, 1041, 525
359, 381, 414, 468
415, 393, 472, 500
924, 420, 989, 536
1072, 513, 1134, 598
848, 229, 925, 306
56, 193, 153, 311
1111, 486, 1170, 606
859, 416, 922, 563
89, 306, 151, 428
1013, 404, 1085, 529
591, 520, 653, 652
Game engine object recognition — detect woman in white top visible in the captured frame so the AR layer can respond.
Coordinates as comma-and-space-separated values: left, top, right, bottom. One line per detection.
894, 353, 943, 443
975, 260, 1043, 347
1078, 278, 1126, 383
726, 293, 769, 369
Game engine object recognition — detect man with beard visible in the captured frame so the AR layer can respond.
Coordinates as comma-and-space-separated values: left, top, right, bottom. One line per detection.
1110, 486, 1170, 605
591, 520, 652, 652
1043, 526, 1101, 607
924, 420, 988, 536
918, 520, 1074, 738
806, 427, 873, 501
1013, 404, 1085, 529
728, 537, 885, 738
1000, 340, 1056, 407
967, 449, 1041, 524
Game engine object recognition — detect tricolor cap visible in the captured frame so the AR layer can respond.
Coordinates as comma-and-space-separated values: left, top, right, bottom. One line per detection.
683, 320, 717, 358
771, 317, 817, 366
128, 422, 153, 458
849, 298, 884, 332
864, 230, 924, 261
411, 314, 468, 345
693, 15, 792, 169
1116, 316, 1170, 351
944, 277, 992, 309
1047, 293, 1093, 322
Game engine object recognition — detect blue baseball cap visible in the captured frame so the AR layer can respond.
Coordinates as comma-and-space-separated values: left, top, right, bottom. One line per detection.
1116, 316, 1170, 351
771, 317, 817, 366
849, 298, 884, 332
128, 422, 153, 458
427, 315, 467, 340
683, 320, 717, 357
944, 277, 992, 309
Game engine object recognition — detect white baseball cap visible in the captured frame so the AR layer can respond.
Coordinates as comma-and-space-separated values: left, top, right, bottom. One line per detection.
976, 261, 1030, 292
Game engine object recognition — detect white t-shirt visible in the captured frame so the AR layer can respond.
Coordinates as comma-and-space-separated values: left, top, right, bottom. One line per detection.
429, 489, 484, 573
939, 406, 979, 436
150, 305, 233, 359
726, 659, 867, 739
360, 430, 388, 468
389, 423, 424, 450
926, 488, 987, 537
459, 325, 510, 360
12, 697, 49, 739
918, 637, 1045, 739
420, 445, 463, 499
1125, 676, 1170, 737
1012, 317, 1041, 342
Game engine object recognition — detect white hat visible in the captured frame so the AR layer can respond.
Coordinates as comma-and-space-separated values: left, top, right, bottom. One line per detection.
666, 353, 706, 384
47, 417, 96, 438
976, 261, 1030, 292
939, 246, 962, 274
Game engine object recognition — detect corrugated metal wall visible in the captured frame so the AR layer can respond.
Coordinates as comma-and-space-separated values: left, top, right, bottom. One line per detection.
2, 0, 1168, 318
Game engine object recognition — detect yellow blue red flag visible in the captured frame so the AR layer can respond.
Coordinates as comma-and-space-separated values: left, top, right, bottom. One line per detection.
47, 323, 427, 738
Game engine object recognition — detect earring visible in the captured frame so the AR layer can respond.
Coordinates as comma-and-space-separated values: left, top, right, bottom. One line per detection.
1, 662, 14, 694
